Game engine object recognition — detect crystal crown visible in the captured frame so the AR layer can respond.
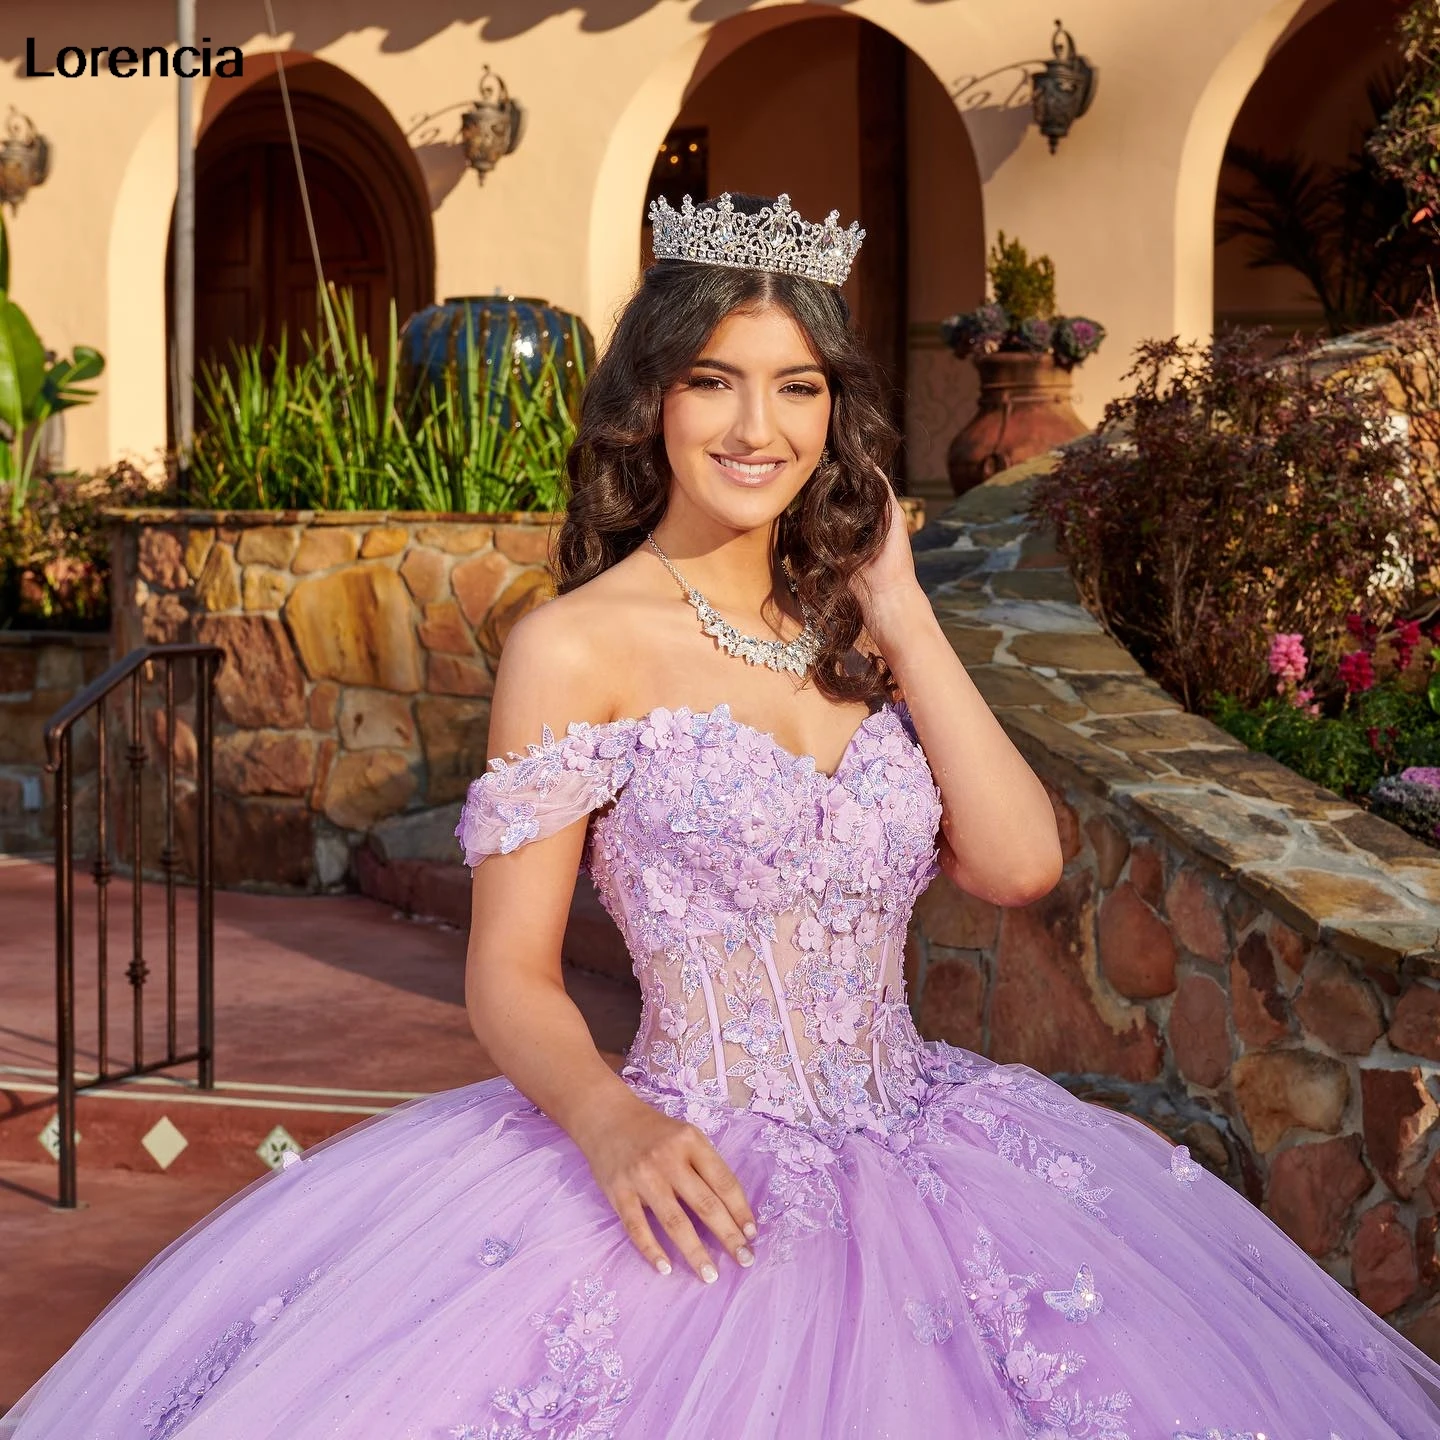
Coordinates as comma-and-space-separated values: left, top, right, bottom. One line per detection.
648, 192, 864, 287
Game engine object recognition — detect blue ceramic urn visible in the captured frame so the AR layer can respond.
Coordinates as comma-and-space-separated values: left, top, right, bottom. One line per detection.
398, 295, 594, 423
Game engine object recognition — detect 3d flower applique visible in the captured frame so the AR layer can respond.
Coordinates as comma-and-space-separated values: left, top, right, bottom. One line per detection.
472, 1274, 633, 1440
1042, 1265, 1104, 1324
1170, 1145, 1202, 1186
903, 1296, 955, 1344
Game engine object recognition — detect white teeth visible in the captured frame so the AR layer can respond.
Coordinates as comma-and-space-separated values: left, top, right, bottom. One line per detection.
718, 458, 781, 478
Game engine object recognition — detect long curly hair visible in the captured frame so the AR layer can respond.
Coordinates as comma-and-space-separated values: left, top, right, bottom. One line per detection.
553, 194, 902, 707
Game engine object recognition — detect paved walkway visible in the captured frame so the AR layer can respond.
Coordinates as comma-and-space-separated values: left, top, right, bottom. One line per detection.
0, 856, 639, 1409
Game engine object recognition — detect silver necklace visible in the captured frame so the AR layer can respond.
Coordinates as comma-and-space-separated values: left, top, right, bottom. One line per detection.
647, 532, 824, 677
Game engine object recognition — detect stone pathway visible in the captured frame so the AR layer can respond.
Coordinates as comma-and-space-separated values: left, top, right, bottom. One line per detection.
0, 856, 639, 1408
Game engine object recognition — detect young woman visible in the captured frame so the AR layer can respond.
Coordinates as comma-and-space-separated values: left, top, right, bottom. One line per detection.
6, 193, 1439, 1439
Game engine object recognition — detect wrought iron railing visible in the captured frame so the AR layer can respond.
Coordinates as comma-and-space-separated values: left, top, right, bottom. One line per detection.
43, 643, 223, 1207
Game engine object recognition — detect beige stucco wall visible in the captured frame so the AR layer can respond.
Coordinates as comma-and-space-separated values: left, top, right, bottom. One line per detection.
1, 0, 1340, 476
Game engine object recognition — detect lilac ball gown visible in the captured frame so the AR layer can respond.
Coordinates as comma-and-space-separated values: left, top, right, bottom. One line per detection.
7, 699, 1440, 1439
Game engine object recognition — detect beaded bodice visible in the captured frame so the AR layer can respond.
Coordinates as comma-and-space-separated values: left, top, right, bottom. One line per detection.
457, 700, 943, 1139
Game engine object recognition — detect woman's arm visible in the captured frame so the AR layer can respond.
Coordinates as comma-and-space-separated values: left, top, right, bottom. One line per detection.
465, 602, 757, 1282
860, 493, 1064, 906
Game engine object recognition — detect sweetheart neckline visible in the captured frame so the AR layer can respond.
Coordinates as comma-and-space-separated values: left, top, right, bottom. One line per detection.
585, 699, 901, 784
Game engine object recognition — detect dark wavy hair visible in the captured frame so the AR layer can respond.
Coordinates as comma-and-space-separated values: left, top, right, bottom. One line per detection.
553, 194, 902, 707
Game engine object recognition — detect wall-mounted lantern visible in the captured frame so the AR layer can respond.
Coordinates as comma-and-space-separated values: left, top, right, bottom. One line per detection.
0, 108, 51, 214
1030, 22, 1097, 154
459, 67, 524, 185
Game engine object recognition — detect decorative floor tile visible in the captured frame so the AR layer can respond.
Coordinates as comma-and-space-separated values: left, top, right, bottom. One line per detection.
256, 1124, 302, 1171
38, 1113, 80, 1161
141, 1115, 189, 1171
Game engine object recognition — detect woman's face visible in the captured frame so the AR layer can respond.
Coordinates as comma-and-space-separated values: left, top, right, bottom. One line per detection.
660, 303, 832, 532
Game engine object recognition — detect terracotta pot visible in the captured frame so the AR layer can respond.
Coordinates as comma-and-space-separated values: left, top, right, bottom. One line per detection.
946, 352, 1088, 497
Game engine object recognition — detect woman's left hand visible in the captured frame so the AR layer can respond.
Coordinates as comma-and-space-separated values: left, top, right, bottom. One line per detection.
852, 485, 922, 630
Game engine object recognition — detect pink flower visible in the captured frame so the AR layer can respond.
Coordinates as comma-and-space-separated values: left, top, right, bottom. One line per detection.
1401, 767, 1440, 789
1291, 686, 1321, 717
1338, 650, 1376, 694
1003, 1342, 1062, 1401
1267, 632, 1308, 685
816, 995, 865, 1045
563, 1306, 614, 1352
1044, 1154, 1085, 1191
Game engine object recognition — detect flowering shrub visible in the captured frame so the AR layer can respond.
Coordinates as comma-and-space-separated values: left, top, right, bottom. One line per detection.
1029, 329, 1419, 713
1210, 608, 1440, 844
0, 463, 165, 631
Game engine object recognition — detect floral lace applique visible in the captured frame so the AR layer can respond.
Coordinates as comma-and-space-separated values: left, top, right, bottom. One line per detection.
960, 1106, 1114, 1222
145, 1267, 324, 1438
753, 1125, 856, 1261
450, 1275, 632, 1440
962, 1228, 1132, 1438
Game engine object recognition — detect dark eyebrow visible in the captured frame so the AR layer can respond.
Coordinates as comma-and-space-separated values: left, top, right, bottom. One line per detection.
691, 356, 826, 379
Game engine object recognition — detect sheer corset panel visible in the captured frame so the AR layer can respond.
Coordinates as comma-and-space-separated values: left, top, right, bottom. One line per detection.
457, 700, 943, 1135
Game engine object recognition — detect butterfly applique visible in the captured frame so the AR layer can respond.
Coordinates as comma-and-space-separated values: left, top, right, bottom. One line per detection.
1043, 1264, 1104, 1324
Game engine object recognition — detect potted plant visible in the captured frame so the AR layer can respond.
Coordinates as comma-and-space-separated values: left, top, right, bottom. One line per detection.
940, 233, 1104, 495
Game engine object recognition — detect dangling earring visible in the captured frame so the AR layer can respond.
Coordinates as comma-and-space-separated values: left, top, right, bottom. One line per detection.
814, 445, 832, 476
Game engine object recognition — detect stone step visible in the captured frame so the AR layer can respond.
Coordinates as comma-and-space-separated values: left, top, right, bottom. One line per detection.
354, 837, 638, 989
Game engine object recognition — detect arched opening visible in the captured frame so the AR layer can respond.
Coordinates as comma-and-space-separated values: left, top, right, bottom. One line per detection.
633, 9, 984, 502
1214, 0, 1425, 338
170, 57, 434, 413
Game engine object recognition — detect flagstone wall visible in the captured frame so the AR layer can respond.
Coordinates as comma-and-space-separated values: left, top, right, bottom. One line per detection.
108, 510, 560, 891
904, 455, 1440, 1357
0, 632, 110, 854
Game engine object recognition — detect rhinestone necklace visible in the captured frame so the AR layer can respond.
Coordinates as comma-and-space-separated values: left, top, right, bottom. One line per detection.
647, 532, 824, 677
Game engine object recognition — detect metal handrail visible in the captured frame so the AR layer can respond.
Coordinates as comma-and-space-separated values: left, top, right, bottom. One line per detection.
43, 643, 224, 1207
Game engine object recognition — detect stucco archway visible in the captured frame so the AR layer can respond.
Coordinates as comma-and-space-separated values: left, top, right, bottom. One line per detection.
1171, 0, 1323, 344
1214, 0, 1412, 336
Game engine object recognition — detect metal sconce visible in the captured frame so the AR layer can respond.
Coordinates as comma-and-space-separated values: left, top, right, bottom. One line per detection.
459, 67, 524, 185
0, 108, 51, 214
1030, 21, 1097, 154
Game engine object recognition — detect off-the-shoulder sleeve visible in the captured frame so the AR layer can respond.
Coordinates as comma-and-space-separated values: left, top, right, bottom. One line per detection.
454, 718, 639, 868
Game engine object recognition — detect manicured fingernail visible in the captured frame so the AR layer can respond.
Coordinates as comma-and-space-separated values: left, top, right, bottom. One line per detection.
736, 1246, 755, 1268
743, 1222, 758, 1240
655, 1258, 672, 1276
700, 1263, 718, 1284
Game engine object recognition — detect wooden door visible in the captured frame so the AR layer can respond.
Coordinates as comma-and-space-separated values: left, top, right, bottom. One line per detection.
195, 142, 390, 370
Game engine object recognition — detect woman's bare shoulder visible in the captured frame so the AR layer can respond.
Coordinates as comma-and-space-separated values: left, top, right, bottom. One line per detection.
492, 567, 654, 735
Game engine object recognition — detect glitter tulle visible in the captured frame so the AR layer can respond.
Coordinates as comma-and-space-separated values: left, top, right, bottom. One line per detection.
7, 700, 1439, 1439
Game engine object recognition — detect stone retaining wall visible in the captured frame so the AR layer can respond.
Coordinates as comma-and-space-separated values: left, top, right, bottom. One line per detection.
902, 455, 1440, 1356
108, 510, 560, 890
0, 632, 109, 854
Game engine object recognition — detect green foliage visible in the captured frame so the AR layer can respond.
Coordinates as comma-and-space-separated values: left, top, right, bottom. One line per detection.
1369, 0, 1440, 231
1, 463, 163, 631
987, 232, 1056, 324
188, 284, 581, 513
0, 213, 106, 520
1209, 684, 1440, 802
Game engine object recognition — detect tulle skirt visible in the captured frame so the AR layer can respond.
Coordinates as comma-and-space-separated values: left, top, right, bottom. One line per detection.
5, 1044, 1438, 1439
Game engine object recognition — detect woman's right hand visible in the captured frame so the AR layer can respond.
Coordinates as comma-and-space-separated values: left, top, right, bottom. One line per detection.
575, 1093, 758, 1282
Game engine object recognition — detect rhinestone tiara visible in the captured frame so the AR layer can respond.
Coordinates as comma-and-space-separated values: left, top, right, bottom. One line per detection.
647, 192, 864, 287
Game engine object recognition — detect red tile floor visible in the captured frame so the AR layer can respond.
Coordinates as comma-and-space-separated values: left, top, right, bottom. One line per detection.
0, 855, 639, 1410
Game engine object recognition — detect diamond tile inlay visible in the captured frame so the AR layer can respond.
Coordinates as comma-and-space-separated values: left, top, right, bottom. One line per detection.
257, 1124, 303, 1171
141, 1115, 189, 1171
38, 1113, 80, 1162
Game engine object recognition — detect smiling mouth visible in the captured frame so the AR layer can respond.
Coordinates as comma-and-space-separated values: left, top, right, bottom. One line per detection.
710, 454, 786, 484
